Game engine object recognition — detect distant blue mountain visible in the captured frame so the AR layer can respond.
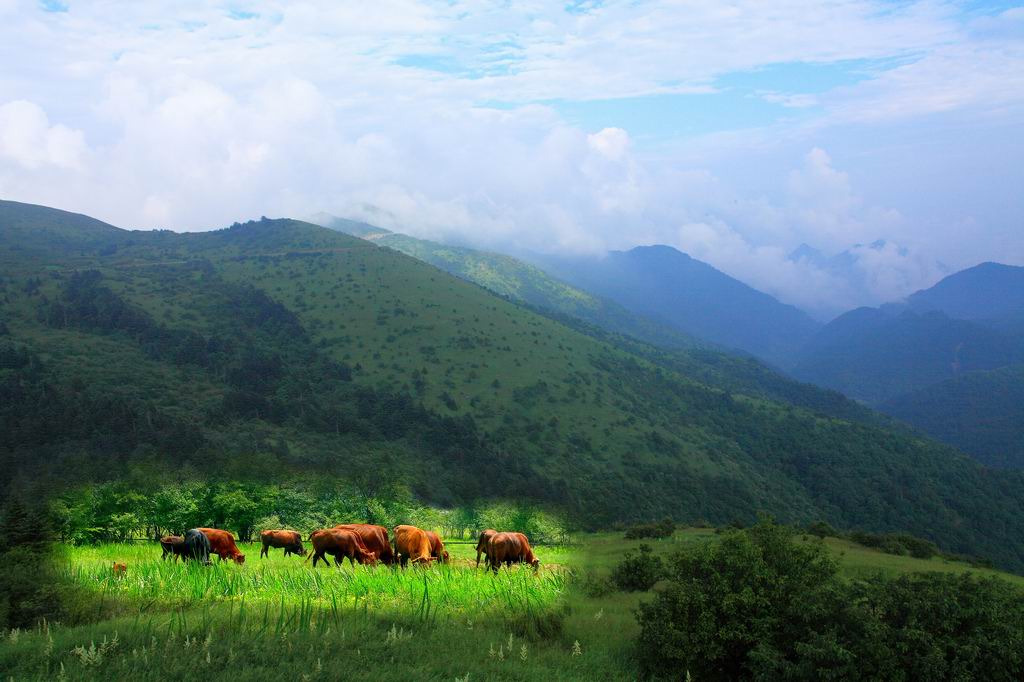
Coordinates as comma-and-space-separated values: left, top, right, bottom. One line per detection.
793, 261, 1024, 407
533, 244, 821, 368
905, 262, 1024, 322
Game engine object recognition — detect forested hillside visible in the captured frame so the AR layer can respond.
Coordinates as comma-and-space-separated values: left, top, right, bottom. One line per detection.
5, 200, 1024, 569
882, 365, 1024, 469
792, 307, 1024, 404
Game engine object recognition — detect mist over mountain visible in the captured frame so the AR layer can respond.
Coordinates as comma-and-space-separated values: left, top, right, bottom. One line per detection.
532, 245, 821, 368
786, 239, 949, 320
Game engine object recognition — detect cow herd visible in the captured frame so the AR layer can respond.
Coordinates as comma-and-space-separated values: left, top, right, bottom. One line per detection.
157, 524, 540, 574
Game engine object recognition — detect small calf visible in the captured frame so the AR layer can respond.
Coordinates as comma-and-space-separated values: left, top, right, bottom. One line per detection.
112, 562, 128, 577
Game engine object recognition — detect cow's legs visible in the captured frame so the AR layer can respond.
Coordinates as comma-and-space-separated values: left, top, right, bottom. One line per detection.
261, 544, 268, 558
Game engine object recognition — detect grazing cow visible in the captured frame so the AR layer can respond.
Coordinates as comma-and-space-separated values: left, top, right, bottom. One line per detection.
475, 529, 497, 569
112, 562, 127, 577
393, 525, 435, 568
160, 535, 185, 561
307, 529, 377, 568
260, 530, 306, 558
425, 530, 450, 563
197, 528, 245, 565
487, 532, 540, 574
334, 524, 396, 565
183, 528, 212, 564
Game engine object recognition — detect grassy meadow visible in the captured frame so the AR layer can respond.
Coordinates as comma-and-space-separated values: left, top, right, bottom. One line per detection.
3, 529, 1023, 680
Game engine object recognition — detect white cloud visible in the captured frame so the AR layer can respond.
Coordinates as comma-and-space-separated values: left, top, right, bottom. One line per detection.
0, 1, 1020, 316
0, 100, 87, 170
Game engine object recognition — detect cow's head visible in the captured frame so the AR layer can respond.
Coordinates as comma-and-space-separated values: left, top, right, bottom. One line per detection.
112, 562, 127, 577
530, 559, 540, 573
233, 553, 246, 565
361, 551, 378, 566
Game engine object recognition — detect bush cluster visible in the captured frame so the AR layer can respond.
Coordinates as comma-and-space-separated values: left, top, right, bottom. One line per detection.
847, 530, 939, 559
611, 544, 665, 592
636, 519, 1024, 680
624, 518, 675, 540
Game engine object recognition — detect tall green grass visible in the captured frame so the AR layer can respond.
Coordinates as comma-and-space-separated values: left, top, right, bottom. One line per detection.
59, 542, 568, 622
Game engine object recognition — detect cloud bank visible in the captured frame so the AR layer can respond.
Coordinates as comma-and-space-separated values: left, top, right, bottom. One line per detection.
0, 1, 1021, 317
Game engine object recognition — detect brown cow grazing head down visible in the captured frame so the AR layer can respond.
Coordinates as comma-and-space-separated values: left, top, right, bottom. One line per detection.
160, 535, 186, 562
393, 525, 435, 568
308, 529, 377, 568
197, 528, 246, 565
333, 524, 396, 565
424, 530, 449, 564
486, 532, 540, 574
260, 529, 306, 558
475, 529, 497, 569
112, 562, 127, 577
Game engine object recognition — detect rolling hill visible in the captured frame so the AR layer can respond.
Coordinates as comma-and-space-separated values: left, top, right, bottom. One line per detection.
5, 199, 1024, 569
532, 245, 821, 368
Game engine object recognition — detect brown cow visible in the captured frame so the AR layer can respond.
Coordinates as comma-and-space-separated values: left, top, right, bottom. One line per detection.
260, 530, 305, 558
425, 530, 449, 563
197, 528, 246, 564
307, 529, 377, 568
334, 524, 396, 565
475, 529, 497, 569
393, 525, 434, 568
112, 562, 127, 577
487, 532, 540, 574
160, 535, 185, 561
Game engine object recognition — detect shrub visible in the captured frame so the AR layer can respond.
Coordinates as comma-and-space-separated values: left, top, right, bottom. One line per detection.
635, 519, 1024, 680
611, 544, 664, 592
806, 520, 839, 538
624, 517, 674, 540
636, 518, 844, 679
847, 530, 938, 559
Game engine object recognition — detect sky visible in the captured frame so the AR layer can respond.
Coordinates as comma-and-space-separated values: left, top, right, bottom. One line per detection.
0, 1, 1022, 318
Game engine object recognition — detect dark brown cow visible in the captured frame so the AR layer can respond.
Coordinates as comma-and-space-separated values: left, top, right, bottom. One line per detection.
160, 535, 185, 561
260, 530, 305, 558
475, 529, 497, 568
197, 528, 246, 564
487, 532, 540, 573
334, 524, 396, 565
393, 525, 434, 568
425, 530, 449, 563
307, 529, 377, 568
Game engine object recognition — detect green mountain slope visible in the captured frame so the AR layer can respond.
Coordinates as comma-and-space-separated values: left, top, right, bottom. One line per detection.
4, 200, 1024, 570
881, 365, 1024, 469
306, 216, 703, 352
311, 215, 878, 425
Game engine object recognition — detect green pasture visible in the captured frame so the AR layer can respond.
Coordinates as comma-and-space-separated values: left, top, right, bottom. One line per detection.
58, 540, 572, 622
3, 529, 1023, 680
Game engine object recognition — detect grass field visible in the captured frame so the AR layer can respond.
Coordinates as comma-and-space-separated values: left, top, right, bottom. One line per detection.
3, 529, 1022, 680
58, 541, 571, 620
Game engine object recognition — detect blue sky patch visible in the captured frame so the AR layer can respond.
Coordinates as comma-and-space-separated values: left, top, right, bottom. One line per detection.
39, 0, 68, 12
